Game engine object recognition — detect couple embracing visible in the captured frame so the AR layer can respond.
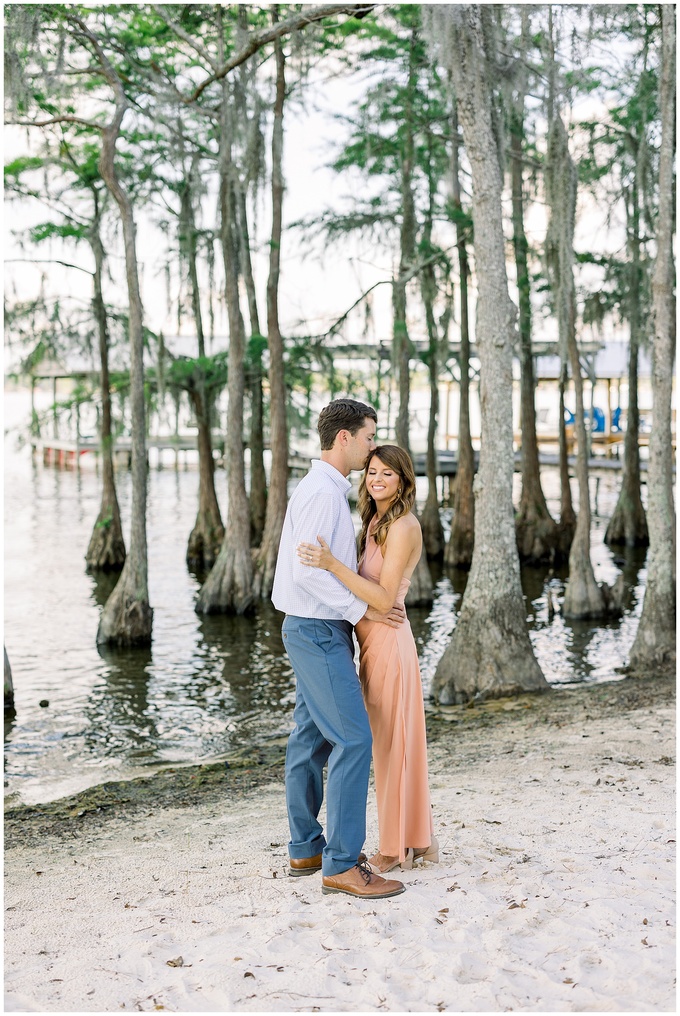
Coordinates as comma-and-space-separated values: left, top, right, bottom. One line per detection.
272, 398, 437, 900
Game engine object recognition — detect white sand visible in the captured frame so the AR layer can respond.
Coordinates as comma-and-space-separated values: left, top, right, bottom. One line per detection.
4, 693, 676, 1014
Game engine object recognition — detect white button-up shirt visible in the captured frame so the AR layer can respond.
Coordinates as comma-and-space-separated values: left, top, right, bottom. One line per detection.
272, 459, 368, 625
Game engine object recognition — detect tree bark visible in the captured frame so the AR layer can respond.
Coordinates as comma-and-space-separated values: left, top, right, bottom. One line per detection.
604, 323, 648, 547
85, 192, 126, 572
253, 22, 290, 602
238, 186, 267, 547
431, 5, 547, 703
419, 157, 445, 560
563, 295, 613, 617
186, 384, 224, 570
630, 5, 676, 669
181, 166, 225, 570
4, 646, 14, 712
605, 145, 649, 548
510, 56, 558, 565
196, 65, 253, 615
446, 100, 474, 569
556, 363, 576, 561
393, 23, 418, 454
545, 116, 623, 619
96, 98, 152, 646
404, 541, 434, 606
420, 276, 445, 560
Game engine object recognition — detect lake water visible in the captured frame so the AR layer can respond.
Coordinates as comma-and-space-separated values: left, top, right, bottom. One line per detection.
4, 390, 646, 805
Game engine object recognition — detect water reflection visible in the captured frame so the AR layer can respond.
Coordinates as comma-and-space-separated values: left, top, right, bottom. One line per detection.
88, 645, 158, 761
90, 570, 120, 607
197, 609, 295, 737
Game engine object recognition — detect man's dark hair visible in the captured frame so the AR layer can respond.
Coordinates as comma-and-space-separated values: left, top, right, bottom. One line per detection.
317, 398, 377, 450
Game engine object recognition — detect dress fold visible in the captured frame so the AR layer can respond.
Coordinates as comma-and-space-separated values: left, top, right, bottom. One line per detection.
354, 532, 432, 860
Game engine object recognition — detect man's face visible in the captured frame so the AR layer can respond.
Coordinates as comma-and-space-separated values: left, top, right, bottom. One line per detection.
345, 419, 377, 471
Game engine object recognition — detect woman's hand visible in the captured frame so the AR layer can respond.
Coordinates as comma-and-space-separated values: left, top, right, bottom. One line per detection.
297, 536, 336, 571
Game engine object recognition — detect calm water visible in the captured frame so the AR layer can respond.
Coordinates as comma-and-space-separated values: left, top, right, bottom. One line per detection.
4, 391, 646, 805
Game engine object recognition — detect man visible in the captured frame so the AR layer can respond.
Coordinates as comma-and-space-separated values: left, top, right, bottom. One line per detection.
272, 398, 406, 899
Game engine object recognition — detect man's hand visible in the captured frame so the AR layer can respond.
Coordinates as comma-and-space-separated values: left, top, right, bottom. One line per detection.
364, 604, 406, 628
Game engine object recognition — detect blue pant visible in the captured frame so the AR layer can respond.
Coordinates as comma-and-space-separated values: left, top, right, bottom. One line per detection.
282, 616, 372, 877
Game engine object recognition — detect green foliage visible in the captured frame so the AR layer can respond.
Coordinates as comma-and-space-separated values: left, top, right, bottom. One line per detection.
163, 352, 229, 394
29, 221, 89, 243
4, 156, 45, 179
95, 512, 114, 530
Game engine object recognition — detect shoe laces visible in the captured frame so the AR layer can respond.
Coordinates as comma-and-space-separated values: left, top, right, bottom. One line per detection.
357, 858, 374, 884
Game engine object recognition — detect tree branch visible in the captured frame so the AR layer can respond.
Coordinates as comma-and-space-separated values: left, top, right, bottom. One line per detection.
5, 178, 91, 229
8, 115, 104, 131
6, 257, 94, 276
155, 10, 220, 71
188, 4, 375, 101
308, 243, 455, 340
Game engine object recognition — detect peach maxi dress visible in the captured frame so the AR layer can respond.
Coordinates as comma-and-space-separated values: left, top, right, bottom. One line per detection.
354, 526, 433, 861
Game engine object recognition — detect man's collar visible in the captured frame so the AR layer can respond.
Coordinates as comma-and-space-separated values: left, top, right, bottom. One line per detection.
311, 458, 351, 493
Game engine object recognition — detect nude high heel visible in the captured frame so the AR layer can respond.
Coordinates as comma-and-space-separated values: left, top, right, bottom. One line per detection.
399, 848, 414, 870
368, 848, 415, 873
366, 852, 400, 874
413, 834, 439, 864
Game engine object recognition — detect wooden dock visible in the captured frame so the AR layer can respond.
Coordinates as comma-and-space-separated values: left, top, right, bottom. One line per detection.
30, 435, 225, 468
32, 436, 659, 477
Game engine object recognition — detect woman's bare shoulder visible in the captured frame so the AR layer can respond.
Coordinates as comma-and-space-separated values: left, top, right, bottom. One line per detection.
386, 512, 422, 544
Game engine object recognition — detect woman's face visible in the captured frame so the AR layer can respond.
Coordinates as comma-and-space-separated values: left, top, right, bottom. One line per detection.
365, 455, 401, 510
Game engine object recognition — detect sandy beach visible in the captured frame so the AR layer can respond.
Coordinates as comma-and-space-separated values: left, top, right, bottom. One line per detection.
4, 673, 676, 1014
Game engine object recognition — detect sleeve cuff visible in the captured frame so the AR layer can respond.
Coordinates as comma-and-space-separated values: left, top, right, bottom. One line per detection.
345, 598, 368, 626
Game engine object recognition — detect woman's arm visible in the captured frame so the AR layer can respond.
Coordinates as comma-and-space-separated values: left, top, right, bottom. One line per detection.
297, 515, 420, 613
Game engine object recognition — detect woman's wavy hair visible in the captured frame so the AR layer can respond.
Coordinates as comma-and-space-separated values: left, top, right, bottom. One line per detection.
358, 445, 417, 557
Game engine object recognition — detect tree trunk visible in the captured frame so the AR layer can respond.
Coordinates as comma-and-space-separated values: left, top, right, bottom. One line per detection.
556, 363, 576, 562
85, 194, 126, 572
4, 646, 14, 712
445, 100, 474, 569
605, 151, 649, 548
562, 296, 611, 618
253, 23, 290, 601
187, 384, 224, 569
545, 116, 622, 619
510, 72, 558, 565
405, 542, 434, 606
238, 185, 267, 547
604, 325, 648, 546
96, 109, 152, 646
393, 24, 418, 454
431, 6, 547, 703
419, 161, 445, 560
630, 5, 676, 669
181, 168, 225, 570
196, 71, 253, 615
420, 304, 445, 559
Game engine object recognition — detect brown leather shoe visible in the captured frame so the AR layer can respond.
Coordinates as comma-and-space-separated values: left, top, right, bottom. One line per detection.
322, 860, 405, 899
288, 853, 322, 876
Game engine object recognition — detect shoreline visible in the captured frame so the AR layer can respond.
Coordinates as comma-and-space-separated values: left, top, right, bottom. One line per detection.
5, 670, 676, 1013
5, 670, 674, 850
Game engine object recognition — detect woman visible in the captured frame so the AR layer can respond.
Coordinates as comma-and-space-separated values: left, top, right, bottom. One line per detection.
297, 445, 437, 873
